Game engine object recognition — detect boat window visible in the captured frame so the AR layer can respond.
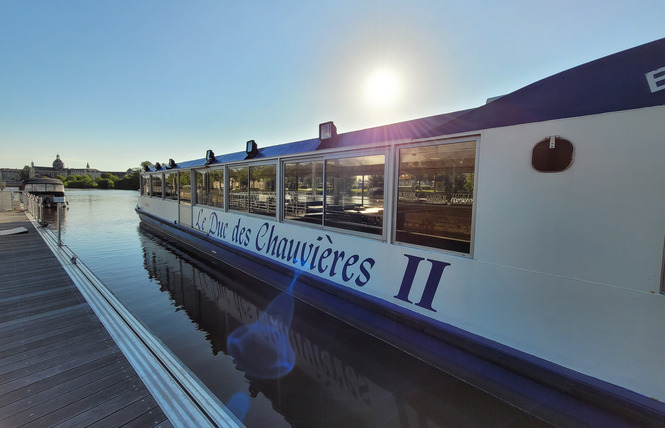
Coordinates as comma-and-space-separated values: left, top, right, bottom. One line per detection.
195, 170, 208, 205
396, 140, 476, 253
151, 174, 163, 199
249, 164, 277, 217
209, 168, 224, 208
228, 166, 249, 211
195, 168, 225, 208
179, 171, 192, 204
165, 172, 178, 200
283, 160, 324, 224
141, 176, 149, 196
324, 154, 385, 235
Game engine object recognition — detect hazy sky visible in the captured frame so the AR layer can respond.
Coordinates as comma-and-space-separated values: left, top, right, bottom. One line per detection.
1, 1, 663, 171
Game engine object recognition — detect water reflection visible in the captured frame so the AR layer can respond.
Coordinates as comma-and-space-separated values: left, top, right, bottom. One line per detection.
40, 205, 67, 230
227, 271, 299, 380
139, 227, 550, 427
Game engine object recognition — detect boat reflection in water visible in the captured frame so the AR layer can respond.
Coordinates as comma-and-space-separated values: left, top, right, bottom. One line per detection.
39, 208, 66, 229
139, 227, 549, 427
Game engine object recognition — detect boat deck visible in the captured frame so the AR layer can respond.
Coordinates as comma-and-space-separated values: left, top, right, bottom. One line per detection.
0, 211, 172, 427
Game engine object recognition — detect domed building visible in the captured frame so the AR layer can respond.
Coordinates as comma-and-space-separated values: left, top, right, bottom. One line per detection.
26, 154, 128, 180
0, 155, 131, 188
52, 154, 64, 171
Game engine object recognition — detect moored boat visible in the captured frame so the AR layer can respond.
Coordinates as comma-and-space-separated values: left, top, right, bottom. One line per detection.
137, 38, 665, 423
22, 176, 66, 208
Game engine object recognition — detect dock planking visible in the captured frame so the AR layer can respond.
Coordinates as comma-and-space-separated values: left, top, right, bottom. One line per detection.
0, 211, 171, 427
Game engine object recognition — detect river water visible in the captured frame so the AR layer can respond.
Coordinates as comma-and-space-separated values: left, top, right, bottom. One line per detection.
44, 189, 550, 427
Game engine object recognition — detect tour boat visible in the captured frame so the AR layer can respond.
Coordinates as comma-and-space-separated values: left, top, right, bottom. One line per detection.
137, 38, 665, 424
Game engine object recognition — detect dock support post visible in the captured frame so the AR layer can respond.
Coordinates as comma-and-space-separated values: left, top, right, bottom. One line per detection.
57, 203, 62, 246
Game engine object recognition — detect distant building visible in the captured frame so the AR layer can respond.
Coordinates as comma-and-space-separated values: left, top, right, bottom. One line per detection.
0, 154, 130, 187
0, 168, 23, 189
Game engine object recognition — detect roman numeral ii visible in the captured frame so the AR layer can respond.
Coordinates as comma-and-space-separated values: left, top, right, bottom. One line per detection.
394, 254, 450, 312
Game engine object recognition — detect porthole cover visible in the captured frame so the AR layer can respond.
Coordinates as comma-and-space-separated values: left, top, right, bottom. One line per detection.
532, 136, 574, 172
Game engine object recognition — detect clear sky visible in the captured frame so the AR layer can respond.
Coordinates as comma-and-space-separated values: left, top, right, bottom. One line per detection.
1, 1, 663, 172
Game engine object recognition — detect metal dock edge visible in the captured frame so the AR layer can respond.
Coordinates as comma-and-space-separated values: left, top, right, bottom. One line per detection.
28, 214, 244, 428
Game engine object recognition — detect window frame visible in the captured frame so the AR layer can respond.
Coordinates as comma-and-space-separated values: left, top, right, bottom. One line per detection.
281, 147, 389, 241
178, 170, 192, 205
165, 171, 178, 201
248, 163, 277, 217
140, 174, 150, 196
207, 167, 225, 209
227, 161, 278, 217
282, 156, 324, 226
151, 173, 164, 199
392, 137, 479, 256
194, 168, 210, 207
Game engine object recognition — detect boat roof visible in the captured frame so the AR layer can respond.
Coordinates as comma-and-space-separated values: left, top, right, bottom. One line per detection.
147, 38, 665, 172
416, 37, 665, 138
23, 177, 64, 184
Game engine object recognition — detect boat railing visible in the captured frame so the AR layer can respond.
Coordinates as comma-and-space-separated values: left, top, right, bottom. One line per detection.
227, 191, 279, 214
250, 191, 277, 214
25, 193, 45, 225
228, 191, 248, 210
450, 193, 473, 205
25, 192, 67, 245
397, 191, 473, 205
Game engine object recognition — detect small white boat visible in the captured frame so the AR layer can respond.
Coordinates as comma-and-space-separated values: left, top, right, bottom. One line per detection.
22, 177, 66, 208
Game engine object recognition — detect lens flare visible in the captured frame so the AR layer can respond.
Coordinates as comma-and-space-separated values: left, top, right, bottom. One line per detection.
225, 392, 250, 421
226, 270, 302, 380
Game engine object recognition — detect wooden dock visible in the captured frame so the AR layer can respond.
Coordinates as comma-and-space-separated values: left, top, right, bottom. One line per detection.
0, 211, 172, 427
0, 211, 240, 428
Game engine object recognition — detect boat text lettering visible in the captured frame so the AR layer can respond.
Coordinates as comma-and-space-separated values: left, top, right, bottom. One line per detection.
255, 223, 375, 287
193, 208, 375, 287
394, 254, 450, 312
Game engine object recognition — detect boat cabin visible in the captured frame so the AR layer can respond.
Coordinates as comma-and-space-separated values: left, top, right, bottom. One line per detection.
21, 177, 66, 208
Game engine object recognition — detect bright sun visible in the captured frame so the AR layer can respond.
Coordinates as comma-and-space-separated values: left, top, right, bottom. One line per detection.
364, 68, 401, 109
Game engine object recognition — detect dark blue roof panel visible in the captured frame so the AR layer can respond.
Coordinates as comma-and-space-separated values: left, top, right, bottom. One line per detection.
256, 138, 321, 157
317, 109, 472, 150
176, 158, 206, 169
216, 151, 248, 163
417, 37, 665, 138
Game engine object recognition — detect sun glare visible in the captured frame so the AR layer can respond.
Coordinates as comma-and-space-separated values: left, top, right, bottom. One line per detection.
364, 68, 401, 109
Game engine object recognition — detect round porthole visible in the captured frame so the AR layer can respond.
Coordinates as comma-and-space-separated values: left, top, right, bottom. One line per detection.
532, 136, 574, 172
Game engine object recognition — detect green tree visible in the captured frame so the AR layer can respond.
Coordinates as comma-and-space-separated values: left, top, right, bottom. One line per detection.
464, 173, 474, 193
65, 174, 96, 188
96, 177, 115, 189
115, 168, 140, 190
19, 167, 30, 181
100, 172, 119, 181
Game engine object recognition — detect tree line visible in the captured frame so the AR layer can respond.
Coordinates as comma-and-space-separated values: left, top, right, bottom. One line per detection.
51, 162, 150, 190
